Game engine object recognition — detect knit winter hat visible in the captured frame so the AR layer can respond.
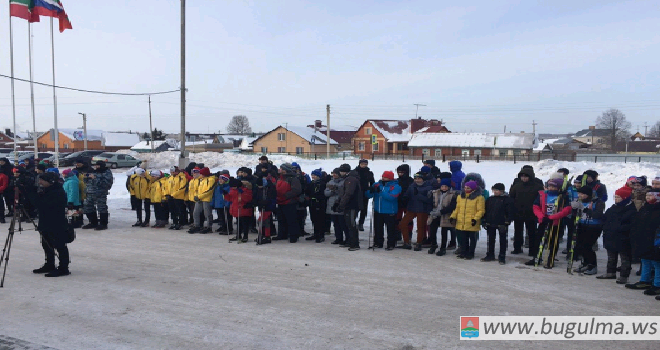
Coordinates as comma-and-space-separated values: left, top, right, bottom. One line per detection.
547, 177, 564, 189
615, 186, 633, 199
339, 164, 351, 173
655, 173, 660, 181
577, 186, 593, 197
259, 155, 268, 161
221, 169, 230, 175
200, 167, 211, 177
359, 159, 368, 165
219, 175, 230, 182
423, 159, 436, 167
62, 169, 73, 177
46, 168, 59, 175
382, 171, 394, 180
420, 166, 431, 174
584, 170, 598, 180
36, 164, 46, 172
635, 176, 648, 187
413, 172, 424, 179
440, 178, 452, 188
574, 175, 583, 183
311, 168, 323, 178
465, 181, 478, 191
40, 172, 59, 185
557, 168, 569, 176
280, 163, 295, 173
332, 168, 341, 175
150, 170, 162, 178
492, 183, 505, 191
439, 172, 452, 179
170, 166, 179, 173
291, 162, 301, 169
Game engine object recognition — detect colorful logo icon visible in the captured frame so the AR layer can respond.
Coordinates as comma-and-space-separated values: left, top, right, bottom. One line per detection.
461, 317, 479, 338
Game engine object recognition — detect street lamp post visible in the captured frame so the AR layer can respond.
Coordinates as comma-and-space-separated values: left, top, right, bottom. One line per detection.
78, 112, 88, 150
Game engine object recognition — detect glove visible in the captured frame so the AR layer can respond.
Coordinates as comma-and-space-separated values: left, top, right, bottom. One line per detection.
471, 219, 477, 226
498, 225, 509, 234
332, 203, 340, 212
427, 190, 434, 198
194, 196, 200, 202
413, 187, 419, 195
449, 218, 457, 225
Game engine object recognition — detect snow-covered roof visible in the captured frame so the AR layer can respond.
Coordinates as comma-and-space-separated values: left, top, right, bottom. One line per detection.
574, 129, 609, 138
102, 132, 140, 147
185, 139, 215, 146
131, 139, 178, 151
408, 133, 537, 149
370, 120, 412, 142
284, 126, 338, 145
240, 137, 258, 150
57, 128, 104, 141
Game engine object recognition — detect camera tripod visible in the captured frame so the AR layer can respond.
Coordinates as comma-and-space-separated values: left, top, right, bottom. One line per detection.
0, 201, 39, 288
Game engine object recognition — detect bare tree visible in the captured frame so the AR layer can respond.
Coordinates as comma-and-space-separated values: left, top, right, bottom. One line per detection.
648, 121, 660, 138
596, 108, 631, 151
226, 115, 252, 134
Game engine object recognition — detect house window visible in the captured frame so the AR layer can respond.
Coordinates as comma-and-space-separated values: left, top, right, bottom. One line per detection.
474, 149, 482, 156
397, 143, 409, 151
358, 142, 365, 151
42, 143, 47, 149
461, 149, 470, 157
277, 133, 286, 141
365, 127, 372, 135
261, 147, 268, 153
597, 138, 603, 144
277, 147, 286, 153
434, 148, 442, 157
373, 142, 379, 152
64, 144, 69, 149
295, 147, 304, 154
513, 149, 522, 156
422, 149, 430, 156
498, 150, 507, 157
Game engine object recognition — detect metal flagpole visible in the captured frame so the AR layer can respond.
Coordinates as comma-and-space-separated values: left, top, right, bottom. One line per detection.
179, 0, 187, 169
8, 4, 18, 164
29, 23, 38, 159
50, 18, 60, 167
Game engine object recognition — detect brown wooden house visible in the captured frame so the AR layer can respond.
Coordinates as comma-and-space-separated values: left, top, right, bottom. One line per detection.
353, 118, 448, 156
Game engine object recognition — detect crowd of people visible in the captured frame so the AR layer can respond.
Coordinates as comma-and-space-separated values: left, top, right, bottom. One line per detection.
1, 156, 659, 295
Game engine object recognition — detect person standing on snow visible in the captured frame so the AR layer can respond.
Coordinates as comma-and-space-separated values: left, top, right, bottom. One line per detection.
354, 159, 375, 232
82, 161, 113, 231
325, 168, 347, 245
398, 172, 433, 251
336, 163, 362, 251
449, 161, 466, 191
365, 171, 401, 250
274, 163, 303, 243
509, 167, 544, 255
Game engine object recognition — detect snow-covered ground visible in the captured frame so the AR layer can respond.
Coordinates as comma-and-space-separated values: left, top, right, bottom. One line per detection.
1, 156, 659, 349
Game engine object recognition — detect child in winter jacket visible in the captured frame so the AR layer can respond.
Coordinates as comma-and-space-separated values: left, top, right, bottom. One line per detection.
189, 167, 216, 234
167, 166, 189, 230
148, 170, 169, 228
62, 169, 82, 228
625, 189, 660, 297
630, 176, 650, 211
529, 177, 572, 267
450, 180, 485, 260
571, 186, 605, 275
482, 183, 515, 264
254, 174, 277, 244
211, 175, 232, 235
129, 168, 152, 227
227, 179, 254, 242
306, 169, 328, 243
398, 173, 433, 251
325, 168, 347, 245
598, 186, 636, 284
428, 177, 457, 256
366, 171, 402, 250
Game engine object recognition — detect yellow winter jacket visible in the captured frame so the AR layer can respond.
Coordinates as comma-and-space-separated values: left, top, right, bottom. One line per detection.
168, 172, 189, 200
188, 177, 200, 202
77, 173, 87, 201
130, 175, 151, 200
196, 176, 217, 202
150, 178, 167, 203
450, 190, 485, 232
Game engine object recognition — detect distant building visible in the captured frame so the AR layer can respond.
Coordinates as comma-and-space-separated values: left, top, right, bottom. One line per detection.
37, 128, 104, 152
0, 130, 13, 147
407, 132, 536, 157
353, 118, 449, 156
572, 126, 610, 149
251, 125, 338, 154
615, 140, 660, 154
102, 132, 141, 152
307, 120, 357, 151
131, 139, 179, 153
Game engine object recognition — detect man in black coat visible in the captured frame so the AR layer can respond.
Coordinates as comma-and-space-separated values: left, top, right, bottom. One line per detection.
33, 172, 71, 277
337, 164, 362, 251
354, 159, 375, 231
509, 167, 544, 255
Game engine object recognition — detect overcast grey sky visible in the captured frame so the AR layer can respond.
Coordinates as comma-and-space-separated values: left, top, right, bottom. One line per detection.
1, 0, 659, 135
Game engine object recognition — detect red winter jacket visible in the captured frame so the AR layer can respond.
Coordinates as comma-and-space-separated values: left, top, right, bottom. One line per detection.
276, 174, 302, 205
532, 190, 571, 224
0, 173, 8, 194
227, 186, 253, 217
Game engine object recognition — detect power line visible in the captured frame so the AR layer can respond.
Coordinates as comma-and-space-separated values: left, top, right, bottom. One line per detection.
0, 74, 180, 96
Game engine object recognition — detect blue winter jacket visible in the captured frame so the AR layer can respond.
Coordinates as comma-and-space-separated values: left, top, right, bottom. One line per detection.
211, 183, 231, 208
365, 179, 401, 214
403, 180, 434, 213
63, 175, 81, 206
449, 161, 465, 191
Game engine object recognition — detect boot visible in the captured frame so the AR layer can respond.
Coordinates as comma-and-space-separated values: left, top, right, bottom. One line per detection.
643, 287, 660, 296
82, 213, 98, 229
33, 263, 56, 274
596, 273, 616, 279
523, 234, 529, 248
446, 242, 456, 250
187, 226, 200, 234
436, 248, 446, 256
481, 255, 495, 262
45, 266, 70, 277
132, 220, 142, 227
305, 235, 316, 241
428, 245, 437, 254
396, 243, 412, 250
199, 227, 212, 234
524, 258, 536, 266
95, 213, 108, 231
413, 244, 422, 251
616, 276, 629, 284
140, 221, 150, 228
583, 265, 598, 275
625, 281, 652, 290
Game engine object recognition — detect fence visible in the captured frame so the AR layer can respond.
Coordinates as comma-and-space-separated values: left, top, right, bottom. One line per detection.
259, 152, 578, 163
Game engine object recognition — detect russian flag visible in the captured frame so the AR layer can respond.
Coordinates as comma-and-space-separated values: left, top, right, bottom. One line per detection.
32, 0, 72, 32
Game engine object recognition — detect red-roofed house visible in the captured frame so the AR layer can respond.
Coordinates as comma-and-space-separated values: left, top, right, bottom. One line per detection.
352, 118, 449, 156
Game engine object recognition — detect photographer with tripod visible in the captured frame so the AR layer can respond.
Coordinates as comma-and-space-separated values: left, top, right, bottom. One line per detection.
32, 172, 71, 277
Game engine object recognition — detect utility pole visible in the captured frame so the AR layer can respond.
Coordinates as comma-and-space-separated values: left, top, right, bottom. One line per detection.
179, 0, 187, 168
78, 113, 88, 150
326, 104, 330, 158
644, 122, 648, 137
532, 120, 537, 134
414, 103, 426, 118
149, 95, 154, 153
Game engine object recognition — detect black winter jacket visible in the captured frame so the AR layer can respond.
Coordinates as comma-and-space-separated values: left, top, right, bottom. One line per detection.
483, 194, 515, 227
37, 182, 69, 246
602, 199, 637, 252
509, 167, 544, 220
396, 164, 413, 209
338, 170, 363, 212
355, 166, 375, 197
630, 202, 660, 261
306, 179, 327, 210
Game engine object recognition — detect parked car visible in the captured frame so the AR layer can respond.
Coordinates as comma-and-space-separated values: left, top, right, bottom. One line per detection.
18, 152, 55, 163
43, 152, 71, 164
91, 152, 141, 169
0, 148, 13, 155
60, 150, 105, 166
6, 151, 32, 163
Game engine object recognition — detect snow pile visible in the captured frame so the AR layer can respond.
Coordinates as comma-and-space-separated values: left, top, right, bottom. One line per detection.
102, 132, 140, 147
408, 132, 536, 149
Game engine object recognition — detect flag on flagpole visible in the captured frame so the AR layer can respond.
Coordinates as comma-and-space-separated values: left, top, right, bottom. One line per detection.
32, 0, 72, 32
10, 0, 40, 22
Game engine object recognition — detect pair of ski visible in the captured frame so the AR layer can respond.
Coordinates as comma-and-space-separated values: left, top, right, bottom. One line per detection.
566, 175, 588, 274
227, 208, 266, 245
535, 176, 572, 269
